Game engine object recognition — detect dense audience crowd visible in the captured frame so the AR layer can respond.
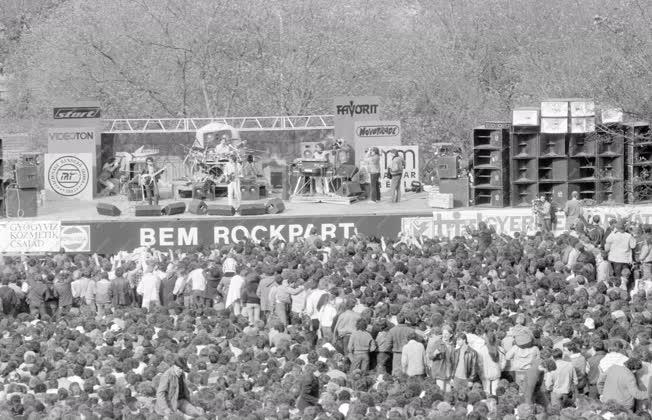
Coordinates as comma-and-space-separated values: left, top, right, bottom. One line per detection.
0, 216, 651, 420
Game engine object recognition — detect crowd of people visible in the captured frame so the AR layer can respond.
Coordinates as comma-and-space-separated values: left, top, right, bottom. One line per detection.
0, 216, 651, 419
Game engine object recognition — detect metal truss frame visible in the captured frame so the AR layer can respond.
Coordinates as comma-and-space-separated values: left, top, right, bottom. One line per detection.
104, 115, 334, 133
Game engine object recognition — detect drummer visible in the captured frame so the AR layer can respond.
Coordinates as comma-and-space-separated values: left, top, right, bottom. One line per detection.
214, 135, 238, 160
98, 156, 122, 197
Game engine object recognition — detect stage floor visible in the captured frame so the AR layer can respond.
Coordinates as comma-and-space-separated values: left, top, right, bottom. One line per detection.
33, 190, 435, 222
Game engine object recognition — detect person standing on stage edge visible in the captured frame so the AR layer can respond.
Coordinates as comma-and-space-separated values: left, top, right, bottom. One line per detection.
389, 150, 405, 203
142, 157, 162, 206
564, 190, 583, 230
226, 153, 242, 208
368, 147, 381, 202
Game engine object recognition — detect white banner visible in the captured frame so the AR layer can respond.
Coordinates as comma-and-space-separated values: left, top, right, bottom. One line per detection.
0, 221, 61, 253
378, 145, 419, 193
401, 204, 652, 239
44, 153, 93, 200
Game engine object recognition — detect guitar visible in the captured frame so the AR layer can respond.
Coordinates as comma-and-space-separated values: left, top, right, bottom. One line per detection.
140, 167, 166, 186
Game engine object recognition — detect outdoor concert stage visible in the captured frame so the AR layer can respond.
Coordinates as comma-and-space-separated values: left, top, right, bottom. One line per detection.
34, 190, 434, 254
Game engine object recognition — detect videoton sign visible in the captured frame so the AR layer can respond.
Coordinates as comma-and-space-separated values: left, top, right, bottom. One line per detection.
53, 107, 101, 119
49, 131, 95, 141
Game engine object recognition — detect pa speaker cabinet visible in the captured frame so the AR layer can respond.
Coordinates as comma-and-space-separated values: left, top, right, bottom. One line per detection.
5, 188, 37, 217
240, 183, 260, 201
439, 179, 469, 208
436, 156, 458, 179
265, 198, 285, 214
238, 203, 267, 216
188, 199, 208, 215
338, 181, 361, 197
206, 204, 235, 216
161, 202, 186, 216
135, 205, 162, 217
15, 164, 38, 189
96, 202, 121, 217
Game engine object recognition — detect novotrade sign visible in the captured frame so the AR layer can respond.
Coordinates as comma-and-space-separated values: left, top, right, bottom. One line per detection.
53, 107, 101, 119
356, 125, 399, 137
336, 101, 379, 117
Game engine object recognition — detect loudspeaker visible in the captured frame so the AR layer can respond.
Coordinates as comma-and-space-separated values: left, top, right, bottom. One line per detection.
96, 202, 121, 217
240, 183, 260, 201
161, 202, 186, 216
188, 199, 207, 215
238, 203, 267, 216
436, 156, 458, 179
135, 205, 162, 217
265, 198, 285, 214
206, 204, 235, 216
5, 188, 37, 217
335, 164, 358, 179
337, 181, 362, 197
15, 164, 38, 189
439, 179, 470, 208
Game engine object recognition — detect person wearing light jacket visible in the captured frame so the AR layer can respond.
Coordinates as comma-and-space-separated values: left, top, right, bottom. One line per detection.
477, 331, 506, 395
598, 358, 649, 411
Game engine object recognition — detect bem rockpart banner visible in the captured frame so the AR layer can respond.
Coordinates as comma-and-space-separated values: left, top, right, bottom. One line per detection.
353, 120, 401, 165
44, 153, 94, 201
377, 145, 419, 193
333, 96, 380, 162
84, 213, 421, 254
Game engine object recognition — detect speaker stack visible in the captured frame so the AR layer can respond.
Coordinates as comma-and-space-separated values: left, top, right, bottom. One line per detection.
6, 155, 39, 217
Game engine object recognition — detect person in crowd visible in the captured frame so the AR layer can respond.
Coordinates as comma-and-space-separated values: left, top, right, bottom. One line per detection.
333, 298, 361, 355
317, 293, 337, 342
605, 220, 637, 279
451, 332, 479, 389
224, 262, 244, 316
110, 266, 132, 309
347, 318, 376, 372
545, 348, 578, 409
598, 357, 649, 411
477, 331, 505, 396
564, 190, 583, 230
241, 278, 261, 325
155, 356, 204, 417
367, 147, 381, 202
388, 313, 414, 376
427, 325, 455, 392
137, 260, 161, 310
401, 331, 426, 377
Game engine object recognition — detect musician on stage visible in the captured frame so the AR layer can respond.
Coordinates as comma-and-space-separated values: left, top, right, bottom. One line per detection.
312, 143, 329, 195
225, 153, 242, 207
214, 135, 238, 160
141, 157, 162, 206
98, 156, 122, 197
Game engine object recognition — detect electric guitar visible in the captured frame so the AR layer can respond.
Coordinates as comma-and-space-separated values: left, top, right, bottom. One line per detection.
140, 167, 166, 186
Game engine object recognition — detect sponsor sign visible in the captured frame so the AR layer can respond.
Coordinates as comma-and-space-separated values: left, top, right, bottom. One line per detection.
53, 107, 101, 119
401, 204, 652, 239
353, 120, 401, 164
60, 225, 91, 252
44, 154, 93, 200
377, 145, 419, 193
85, 213, 417, 254
333, 96, 380, 162
0, 221, 61, 253
47, 128, 99, 154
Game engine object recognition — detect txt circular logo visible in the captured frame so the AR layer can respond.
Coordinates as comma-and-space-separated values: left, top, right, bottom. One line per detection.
48, 156, 89, 196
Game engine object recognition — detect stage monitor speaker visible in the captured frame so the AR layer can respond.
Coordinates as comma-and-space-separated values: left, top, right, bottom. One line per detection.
266, 198, 285, 214
238, 203, 267, 216
338, 181, 362, 197
96, 202, 121, 217
188, 199, 208, 215
135, 205, 162, 217
335, 164, 358, 179
15, 165, 38, 189
436, 156, 458, 179
161, 201, 186, 216
206, 204, 235, 216
439, 178, 470, 208
5, 188, 37, 217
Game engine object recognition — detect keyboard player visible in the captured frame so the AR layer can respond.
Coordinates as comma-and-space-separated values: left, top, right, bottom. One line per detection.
312, 143, 329, 194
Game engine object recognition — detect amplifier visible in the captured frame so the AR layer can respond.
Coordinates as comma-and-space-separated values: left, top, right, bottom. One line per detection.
5, 188, 38, 218
15, 164, 38, 189
206, 204, 235, 216
240, 183, 260, 201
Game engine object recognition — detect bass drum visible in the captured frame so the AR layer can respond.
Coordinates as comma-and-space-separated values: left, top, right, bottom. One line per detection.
208, 165, 223, 178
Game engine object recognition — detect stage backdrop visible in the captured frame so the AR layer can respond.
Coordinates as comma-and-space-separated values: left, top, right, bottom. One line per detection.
353, 120, 401, 165
44, 153, 94, 201
377, 145, 419, 193
334, 96, 380, 163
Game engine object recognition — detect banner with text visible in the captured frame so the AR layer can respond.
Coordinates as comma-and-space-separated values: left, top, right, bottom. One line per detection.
377, 145, 419, 193
333, 96, 380, 163
401, 204, 652, 239
0, 221, 61, 253
48, 127, 100, 154
85, 213, 419, 254
353, 120, 401, 165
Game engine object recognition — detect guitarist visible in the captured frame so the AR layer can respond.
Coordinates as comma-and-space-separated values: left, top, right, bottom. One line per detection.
141, 157, 164, 206
225, 153, 242, 207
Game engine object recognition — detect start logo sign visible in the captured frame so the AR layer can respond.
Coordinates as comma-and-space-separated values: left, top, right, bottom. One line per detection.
44, 153, 93, 200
